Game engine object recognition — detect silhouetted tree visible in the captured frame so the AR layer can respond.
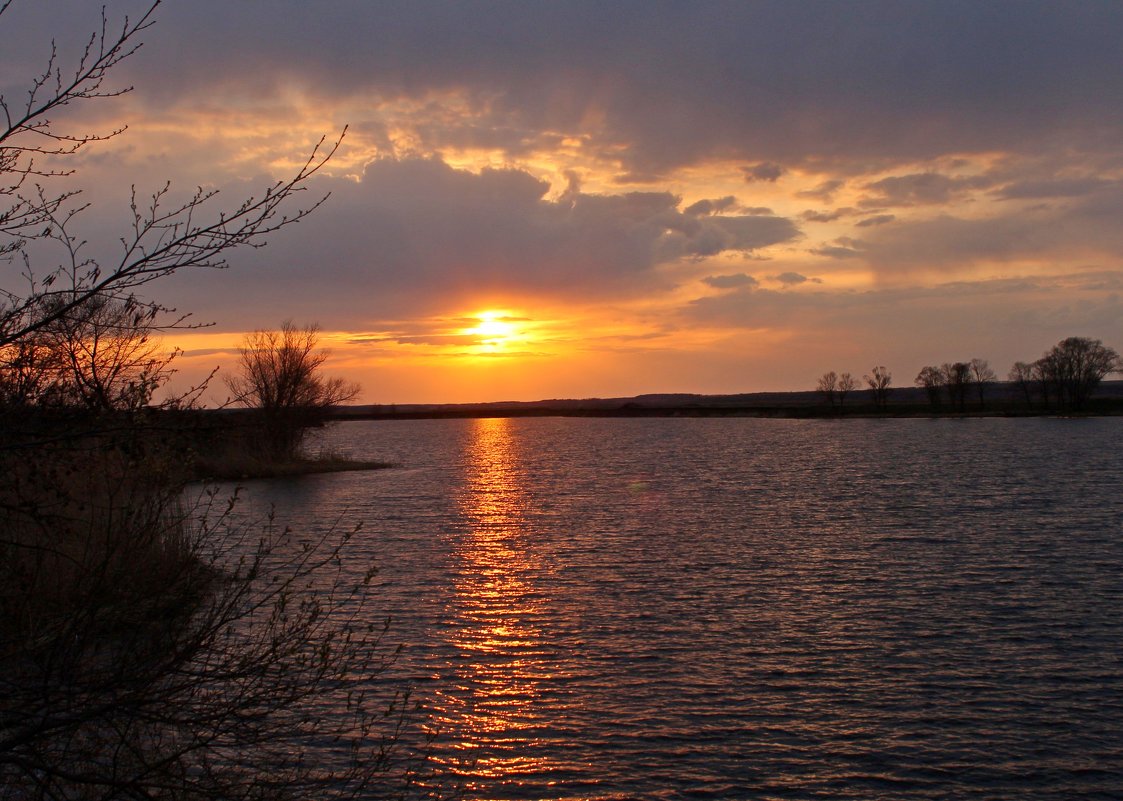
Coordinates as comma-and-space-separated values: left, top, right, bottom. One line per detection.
864, 365, 892, 409
1037, 336, 1119, 411
817, 371, 838, 410
11, 295, 176, 411
0, 333, 62, 407
226, 321, 361, 458
915, 365, 943, 409
838, 372, 857, 408
970, 358, 997, 408
1033, 356, 1057, 408
1008, 361, 1036, 408
941, 361, 972, 411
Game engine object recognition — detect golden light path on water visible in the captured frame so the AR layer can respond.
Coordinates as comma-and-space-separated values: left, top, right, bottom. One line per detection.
433, 417, 568, 795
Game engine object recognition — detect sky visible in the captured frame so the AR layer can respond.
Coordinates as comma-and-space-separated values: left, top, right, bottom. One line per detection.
3, 0, 1123, 404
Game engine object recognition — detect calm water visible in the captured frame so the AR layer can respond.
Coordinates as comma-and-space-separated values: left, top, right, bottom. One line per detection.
228, 417, 1123, 799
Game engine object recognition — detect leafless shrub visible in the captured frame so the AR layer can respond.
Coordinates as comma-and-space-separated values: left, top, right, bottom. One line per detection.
226, 322, 361, 459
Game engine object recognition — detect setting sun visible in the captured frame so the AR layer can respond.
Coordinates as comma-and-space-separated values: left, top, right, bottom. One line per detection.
465, 310, 521, 349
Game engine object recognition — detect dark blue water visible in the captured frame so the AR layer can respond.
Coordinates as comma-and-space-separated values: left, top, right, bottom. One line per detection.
229, 417, 1123, 799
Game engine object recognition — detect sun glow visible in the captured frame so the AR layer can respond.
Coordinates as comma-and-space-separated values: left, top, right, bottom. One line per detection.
464, 310, 522, 350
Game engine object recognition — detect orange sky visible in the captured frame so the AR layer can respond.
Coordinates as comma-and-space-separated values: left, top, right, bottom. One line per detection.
5, 1, 1123, 404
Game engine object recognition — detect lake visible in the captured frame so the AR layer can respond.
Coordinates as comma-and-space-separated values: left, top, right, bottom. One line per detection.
224, 416, 1123, 800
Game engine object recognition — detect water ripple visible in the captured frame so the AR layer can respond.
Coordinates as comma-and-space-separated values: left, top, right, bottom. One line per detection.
247, 417, 1123, 799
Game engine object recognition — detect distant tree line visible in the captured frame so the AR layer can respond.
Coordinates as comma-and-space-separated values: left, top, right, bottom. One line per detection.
815, 371, 858, 411
914, 358, 996, 411
816, 365, 894, 410
817, 336, 1120, 413
1007, 336, 1120, 411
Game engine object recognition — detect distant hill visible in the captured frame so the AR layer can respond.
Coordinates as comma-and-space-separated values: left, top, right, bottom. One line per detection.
330, 380, 1123, 420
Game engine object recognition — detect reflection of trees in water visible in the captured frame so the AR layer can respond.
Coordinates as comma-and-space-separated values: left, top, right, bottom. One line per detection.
433, 417, 563, 788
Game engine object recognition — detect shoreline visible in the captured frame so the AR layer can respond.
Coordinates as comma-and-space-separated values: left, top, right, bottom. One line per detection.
328, 404, 1123, 422
190, 455, 395, 482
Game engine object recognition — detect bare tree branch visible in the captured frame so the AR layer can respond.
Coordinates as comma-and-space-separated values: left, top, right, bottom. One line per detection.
1, 1, 344, 354
1, 2, 159, 259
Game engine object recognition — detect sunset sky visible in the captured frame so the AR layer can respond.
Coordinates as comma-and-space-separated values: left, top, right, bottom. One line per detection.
3, 1, 1122, 403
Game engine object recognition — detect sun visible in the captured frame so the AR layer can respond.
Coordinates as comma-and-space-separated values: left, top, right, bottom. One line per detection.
463, 310, 523, 351
475, 314, 515, 341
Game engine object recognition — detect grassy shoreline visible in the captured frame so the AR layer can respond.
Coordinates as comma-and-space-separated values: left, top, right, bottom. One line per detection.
189, 453, 395, 482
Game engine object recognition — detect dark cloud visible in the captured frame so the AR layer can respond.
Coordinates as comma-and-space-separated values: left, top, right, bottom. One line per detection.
684, 196, 738, 216
810, 237, 867, 260
702, 273, 758, 289
1062, 270, 1123, 292
742, 162, 784, 183
684, 216, 800, 257
812, 245, 863, 259
802, 208, 855, 223
797, 180, 845, 203
793, 178, 1123, 276
995, 177, 1115, 200
855, 214, 896, 227
152, 157, 801, 327
772, 272, 821, 285
179, 348, 236, 359
18, 0, 1114, 177
861, 173, 991, 207
856, 212, 1058, 272
354, 332, 481, 347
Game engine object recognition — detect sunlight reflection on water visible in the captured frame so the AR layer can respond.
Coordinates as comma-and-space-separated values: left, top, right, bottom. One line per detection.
437, 417, 564, 789
243, 417, 1123, 800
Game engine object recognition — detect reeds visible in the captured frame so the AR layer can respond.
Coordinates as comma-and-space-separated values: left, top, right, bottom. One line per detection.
0, 419, 435, 799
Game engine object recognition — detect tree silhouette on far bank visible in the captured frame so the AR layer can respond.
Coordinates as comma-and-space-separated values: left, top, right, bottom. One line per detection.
915, 366, 943, 408
970, 358, 997, 408
1008, 361, 1036, 408
942, 362, 972, 411
824, 336, 1119, 414
818, 371, 857, 412
816, 371, 838, 410
1036, 336, 1119, 411
864, 366, 892, 409
837, 373, 857, 407
914, 357, 1002, 411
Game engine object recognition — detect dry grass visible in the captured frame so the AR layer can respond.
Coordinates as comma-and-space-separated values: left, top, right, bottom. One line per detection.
0, 432, 210, 661
0, 420, 429, 799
